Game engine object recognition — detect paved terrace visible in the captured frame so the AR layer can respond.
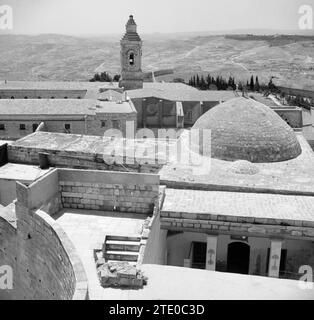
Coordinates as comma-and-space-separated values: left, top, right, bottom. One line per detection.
55, 209, 147, 300
160, 133, 314, 196
0, 163, 49, 181
101, 264, 314, 300
55, 208, 314, 300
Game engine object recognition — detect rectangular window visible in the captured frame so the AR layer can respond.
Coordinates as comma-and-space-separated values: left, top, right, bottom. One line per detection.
192, 242, 206, 269
20, 124, 26, 130
186, 110, 193, 121
101, 120, 106, 128
32, 124, 38, 132
112, 120, 119, 129
0, 124, 5, 130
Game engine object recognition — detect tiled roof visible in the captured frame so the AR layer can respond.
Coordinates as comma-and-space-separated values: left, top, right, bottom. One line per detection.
0, 99, 135, 116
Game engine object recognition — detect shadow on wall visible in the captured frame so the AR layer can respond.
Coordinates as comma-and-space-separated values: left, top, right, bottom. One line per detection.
0, 169, 89, 300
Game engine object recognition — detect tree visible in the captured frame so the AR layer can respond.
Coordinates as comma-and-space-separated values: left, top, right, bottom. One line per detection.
250, 75, 254, 91
89, 71, 112, 82
113, 74, 121, 82
196, 75, 200, 88
200, 75, 206, 90
255, 76, 260, 92
206, 74, 212, 88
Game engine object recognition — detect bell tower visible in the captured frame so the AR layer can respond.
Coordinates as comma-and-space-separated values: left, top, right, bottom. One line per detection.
119, 15, 143, 90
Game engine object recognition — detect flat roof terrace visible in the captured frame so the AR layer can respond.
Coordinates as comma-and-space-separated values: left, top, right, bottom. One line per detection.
160, 133, 314, 196
162, 188, 314, 225
0, 163, 49, 181
55, 208, 314, 300
55, 208, 147, 300
9, 131, 314, 196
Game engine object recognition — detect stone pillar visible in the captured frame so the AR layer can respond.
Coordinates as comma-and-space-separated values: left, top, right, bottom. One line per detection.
142, 99, 146, 128
159, 100, 163, 128
206, 235, 218, 271
268, 240, 282, 278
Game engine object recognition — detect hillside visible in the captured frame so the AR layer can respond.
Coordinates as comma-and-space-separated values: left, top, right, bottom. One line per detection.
0, 33, 313, 90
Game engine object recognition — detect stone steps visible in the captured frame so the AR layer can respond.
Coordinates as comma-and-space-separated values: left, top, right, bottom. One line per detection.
106, 240, 140, 252
106, 235, 141, 242
106, 259, 137, 266
105, 250, 139, 262
104, 235, 141, 263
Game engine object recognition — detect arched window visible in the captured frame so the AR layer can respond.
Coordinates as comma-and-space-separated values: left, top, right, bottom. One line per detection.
129, 52, 134, 66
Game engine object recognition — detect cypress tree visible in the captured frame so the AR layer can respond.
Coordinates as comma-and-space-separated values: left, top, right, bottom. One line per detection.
250, 75, 254, 91
255, 76, 260, 92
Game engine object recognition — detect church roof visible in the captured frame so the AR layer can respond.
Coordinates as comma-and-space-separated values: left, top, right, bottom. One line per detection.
97, 90, 124, 101
128, 84, 236, 102
192, 97, 302, 163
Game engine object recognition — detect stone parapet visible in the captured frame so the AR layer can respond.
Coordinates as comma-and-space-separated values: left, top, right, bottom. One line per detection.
160, 212, 314, 240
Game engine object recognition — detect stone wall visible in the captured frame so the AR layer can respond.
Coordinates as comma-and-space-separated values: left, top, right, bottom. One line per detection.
86, 112, 137, 137
274, 108, 303, 129
8, 141, 162, 173
58, 169, 159, 214
0, 89, 86, 99
0, 178, 88, 300
182, 101, 202, 126
0, 212, 17, 300
0, 113, 137, 140
141, 186, 167, 264
160, 210, 314, 240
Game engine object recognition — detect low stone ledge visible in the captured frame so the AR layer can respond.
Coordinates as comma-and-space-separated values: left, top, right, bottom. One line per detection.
96, 260, 147, 289
160, 216, 314, 240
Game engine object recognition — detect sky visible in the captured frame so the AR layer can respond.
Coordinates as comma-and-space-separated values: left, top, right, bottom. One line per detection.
0, 0, 313, 35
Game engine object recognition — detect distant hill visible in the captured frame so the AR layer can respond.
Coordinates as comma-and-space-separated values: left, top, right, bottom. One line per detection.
0, 33, 313, 90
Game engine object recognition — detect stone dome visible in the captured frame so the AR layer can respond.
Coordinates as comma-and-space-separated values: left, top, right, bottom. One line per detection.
192, 97, 302, 163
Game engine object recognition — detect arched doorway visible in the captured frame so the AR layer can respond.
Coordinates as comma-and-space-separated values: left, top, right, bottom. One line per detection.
227, 242, 250, 274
